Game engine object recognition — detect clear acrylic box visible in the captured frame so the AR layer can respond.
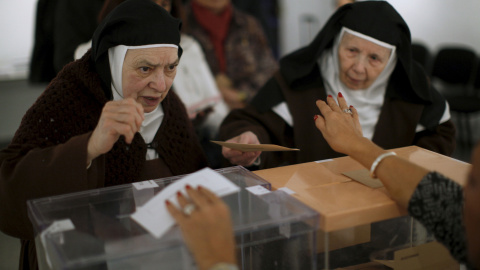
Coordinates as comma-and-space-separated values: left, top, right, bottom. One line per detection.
28, 166, 319, 270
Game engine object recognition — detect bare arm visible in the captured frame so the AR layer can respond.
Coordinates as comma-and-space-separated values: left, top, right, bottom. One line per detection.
314, 95, 430, 209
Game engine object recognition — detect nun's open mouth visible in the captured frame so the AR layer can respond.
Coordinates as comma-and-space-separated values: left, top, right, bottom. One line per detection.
142, 96, 160, 106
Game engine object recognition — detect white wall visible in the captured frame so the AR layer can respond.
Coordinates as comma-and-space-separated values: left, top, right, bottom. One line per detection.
278, 0, 480, 58
0, 0, 37, 80
278, 0, 336, 57
388, 0, 480, 54
1, 0, 480, 80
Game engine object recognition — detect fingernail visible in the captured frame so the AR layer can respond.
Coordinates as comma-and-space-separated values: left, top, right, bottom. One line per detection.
165, 200, 171, 206
186, 184, 192, 190
197, 186, 202, 191
328, 95, 333, 98
177, 191, 183, 197
350, 105, 354, 108
338, 92, 343, 98
314, 115, 318, 121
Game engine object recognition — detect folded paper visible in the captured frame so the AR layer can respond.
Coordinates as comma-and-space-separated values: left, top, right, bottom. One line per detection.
211, 140, 299, 152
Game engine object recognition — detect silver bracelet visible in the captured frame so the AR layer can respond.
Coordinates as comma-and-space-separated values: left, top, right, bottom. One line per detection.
370, 152, 396, 178
209, 263, 239, 270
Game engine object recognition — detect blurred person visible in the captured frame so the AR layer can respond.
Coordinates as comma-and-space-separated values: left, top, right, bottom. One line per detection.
0, 1, 207, 269
53, 0, 105, 73
219, 1, 455, 169
185, 0, 278, 109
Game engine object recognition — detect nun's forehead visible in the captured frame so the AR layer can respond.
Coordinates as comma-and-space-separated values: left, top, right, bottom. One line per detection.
124, 46, 179, 65
340, 27, 395, 50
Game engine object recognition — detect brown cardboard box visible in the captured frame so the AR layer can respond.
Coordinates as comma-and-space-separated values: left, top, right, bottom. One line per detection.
253, 146, 470, 259
373, 241, 459, 270
254, 146, 469, 232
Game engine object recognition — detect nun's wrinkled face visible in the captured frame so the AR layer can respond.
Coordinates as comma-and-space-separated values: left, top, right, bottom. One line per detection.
465, 143, 480, 267
122, 47, 178, 113
337, 32, 391, 90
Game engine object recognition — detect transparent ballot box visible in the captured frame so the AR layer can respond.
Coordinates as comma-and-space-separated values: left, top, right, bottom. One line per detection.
28, 166, 320, 270
254, 146, 467, 269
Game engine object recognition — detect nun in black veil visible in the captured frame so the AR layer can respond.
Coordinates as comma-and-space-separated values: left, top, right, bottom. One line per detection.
218, 1, 456, 169
0, 1, 208, 268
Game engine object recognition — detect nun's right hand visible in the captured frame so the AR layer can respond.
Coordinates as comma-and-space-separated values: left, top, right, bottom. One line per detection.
222, 131, 261, 167
87, 98, 144, 164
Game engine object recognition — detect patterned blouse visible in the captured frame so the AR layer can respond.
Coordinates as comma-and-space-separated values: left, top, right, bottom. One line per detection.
408, 171, 468, 264
186, 6, 278, 102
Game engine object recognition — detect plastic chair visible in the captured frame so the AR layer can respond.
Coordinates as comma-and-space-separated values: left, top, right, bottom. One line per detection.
431, 48, 479, 148
411, 42, 431, 73
431, 47, 476, 93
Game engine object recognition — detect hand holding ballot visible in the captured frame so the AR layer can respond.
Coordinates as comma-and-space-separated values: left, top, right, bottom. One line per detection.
220, 131, 263, 167
166, 186, 237, 270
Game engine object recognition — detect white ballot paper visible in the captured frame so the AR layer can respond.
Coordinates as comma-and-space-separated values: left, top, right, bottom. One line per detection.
131, 167, 240, 239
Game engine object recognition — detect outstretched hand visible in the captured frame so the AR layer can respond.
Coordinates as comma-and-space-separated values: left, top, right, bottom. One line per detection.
166, 186, 237, 270
314, 93, 363, 156
222, 131, 261, 167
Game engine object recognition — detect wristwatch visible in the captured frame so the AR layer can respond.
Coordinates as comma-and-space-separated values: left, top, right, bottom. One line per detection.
209, 263, 239, 270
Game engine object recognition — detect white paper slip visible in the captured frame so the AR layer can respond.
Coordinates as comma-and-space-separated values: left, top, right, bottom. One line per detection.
246, 185, 271, 196
132, 180, 159, 190
131, 167, 240, 239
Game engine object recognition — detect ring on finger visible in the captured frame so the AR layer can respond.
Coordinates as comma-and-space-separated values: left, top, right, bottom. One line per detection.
342, 108, 353, 115
182, 203, 196, 216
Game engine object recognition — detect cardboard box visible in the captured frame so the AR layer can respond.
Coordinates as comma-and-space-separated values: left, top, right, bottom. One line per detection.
254, 146, 469, 269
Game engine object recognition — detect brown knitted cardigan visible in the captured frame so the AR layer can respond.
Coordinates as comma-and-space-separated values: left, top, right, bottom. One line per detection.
14, 50, 207, 185
0, 51, 208, 270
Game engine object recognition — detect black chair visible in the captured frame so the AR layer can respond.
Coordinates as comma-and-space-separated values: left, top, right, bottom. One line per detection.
431, 48, 479, 148
411, 42, 431, 73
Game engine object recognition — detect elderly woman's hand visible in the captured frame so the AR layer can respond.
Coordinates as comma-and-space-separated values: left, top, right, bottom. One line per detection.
87, 98, 144, 165
166, 186, 237, 270
222, 131, 261, 167
314, 94, 363, 156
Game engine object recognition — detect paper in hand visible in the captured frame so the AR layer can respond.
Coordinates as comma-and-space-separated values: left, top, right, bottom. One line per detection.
211, 140, 299, 152
131, 168, 240, 238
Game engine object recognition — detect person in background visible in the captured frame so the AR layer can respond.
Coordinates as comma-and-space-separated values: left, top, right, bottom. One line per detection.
28, 0, 59, 84
232, 0, 279, 58
219, 1, 455, 169
0, 1, 207, 269
53, 0, 105, 73
185, 0, 278, 109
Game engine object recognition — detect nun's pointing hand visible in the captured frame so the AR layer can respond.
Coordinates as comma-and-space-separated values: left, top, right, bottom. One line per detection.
314, 94, 363, 156
87, 98, 144, 165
